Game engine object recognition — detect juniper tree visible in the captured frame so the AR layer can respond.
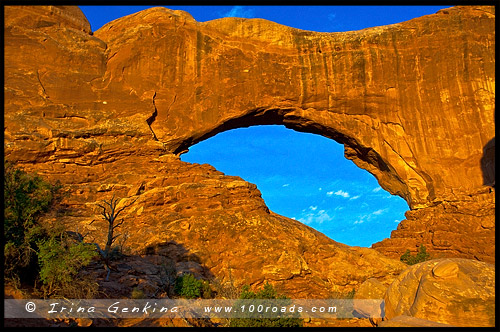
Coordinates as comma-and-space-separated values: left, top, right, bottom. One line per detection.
90, 195, 135, 281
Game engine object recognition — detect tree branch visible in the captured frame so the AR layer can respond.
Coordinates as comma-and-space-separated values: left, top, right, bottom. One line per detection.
90, 195, 137, 281
113, 219, 125, 229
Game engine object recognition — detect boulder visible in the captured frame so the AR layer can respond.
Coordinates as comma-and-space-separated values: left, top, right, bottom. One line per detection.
384, 258, 495, 327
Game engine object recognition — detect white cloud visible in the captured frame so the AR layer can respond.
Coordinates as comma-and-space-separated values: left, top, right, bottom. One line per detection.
350, 195, 360, 200
309, 206, 318, 211
220, 6, 255, 18
334, 190, 350, 198
319, 187, 322, 191
372, 187, 382, 193
327, 190, 350, 198
282, 183, 289, 187
353, 209, 387, 225
299, 209, 333, 225
353, 214, 368, 224
315, 211, 333, 224
372, 209, 387, 216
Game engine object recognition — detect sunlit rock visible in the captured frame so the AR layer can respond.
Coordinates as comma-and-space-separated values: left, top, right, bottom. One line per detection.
4, 5, 495, 304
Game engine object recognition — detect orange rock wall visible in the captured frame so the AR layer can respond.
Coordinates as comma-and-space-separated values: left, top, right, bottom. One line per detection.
4, 5, 495, 268
93, 5, 495, 209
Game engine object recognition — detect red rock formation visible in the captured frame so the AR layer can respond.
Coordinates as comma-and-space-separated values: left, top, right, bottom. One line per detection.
4, 4, 495, 300
383, 258, 495, 327
13, 153, 407, 298
91, 6, 494, 209
372, 186, 495, 262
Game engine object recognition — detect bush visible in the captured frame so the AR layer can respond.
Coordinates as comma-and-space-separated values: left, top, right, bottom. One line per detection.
400, 244, 431, 265
229, 282, 304, 327
131, 287, 146, 299
239, 283, 279, 300
4, 163, 98, 298
4, 163, 58, 244
4, 163, 61, 282
175, 273, 212, 299
37, 233, 98, 298
345, 289, 356, 299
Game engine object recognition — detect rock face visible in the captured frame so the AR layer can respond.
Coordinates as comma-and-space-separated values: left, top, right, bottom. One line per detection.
383, 258, 495, 327
14, 153, 407, 298
354, 258, 495, 327
372, 188, 495, 262
94, 5, 495, 207
353, 278, 388, 324
3, 3, 495, 299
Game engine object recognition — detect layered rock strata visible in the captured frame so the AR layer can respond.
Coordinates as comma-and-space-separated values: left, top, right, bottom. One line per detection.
17, 154, 407, 297
4, 4, 495, 298
372, 187, 495, 262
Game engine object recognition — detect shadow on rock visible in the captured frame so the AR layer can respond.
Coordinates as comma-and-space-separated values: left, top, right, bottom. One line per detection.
83, 240, 215, 299
481, 137, 495, 187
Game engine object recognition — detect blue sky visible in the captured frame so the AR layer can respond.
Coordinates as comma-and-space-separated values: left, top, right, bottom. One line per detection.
79, 5, 449, 247
181, 125, 410, 247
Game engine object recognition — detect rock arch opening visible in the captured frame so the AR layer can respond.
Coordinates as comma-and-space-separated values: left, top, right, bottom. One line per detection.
172, 107, 413, 209
180, 123, 409, 247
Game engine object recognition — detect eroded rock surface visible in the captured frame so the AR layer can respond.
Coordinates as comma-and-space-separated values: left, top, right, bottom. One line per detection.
3, 4, 495, 300
372, 187, 495, 263
29, 154, 407, 298
383, 258, 495, 327
87, 5, 495, 209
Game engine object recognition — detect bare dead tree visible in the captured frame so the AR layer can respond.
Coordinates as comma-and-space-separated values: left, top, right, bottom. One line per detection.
90, 195, 135, 281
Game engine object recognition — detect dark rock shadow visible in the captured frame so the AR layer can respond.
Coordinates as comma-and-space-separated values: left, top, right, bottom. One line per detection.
144, 240, 215, 280
481, 137, 495, 187
84, 240, 215, 300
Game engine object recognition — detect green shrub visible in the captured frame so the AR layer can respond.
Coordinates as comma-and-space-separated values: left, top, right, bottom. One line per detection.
37, 233, 98, 298
4, 163, 98, 298
229, 282, 304, 327
3, 163, 61, 282
4, 163, 57, 244
345, 289, 356, 299
400, 244, 431, 265
131, 287, 146, 299
175, 273, 212, 299
239, 283, 280, 300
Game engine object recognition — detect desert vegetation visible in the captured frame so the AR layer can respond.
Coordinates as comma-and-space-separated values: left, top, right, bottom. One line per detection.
4, 163, 98, 298
4, 163, 302, 326
89, 195, 135, 281
400, 244, 431, 265
229, 282, 304, 327
174, 273, 213, 299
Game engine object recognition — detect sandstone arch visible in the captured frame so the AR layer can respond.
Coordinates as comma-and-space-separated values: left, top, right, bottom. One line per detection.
4, 5, 495, 263
173, 108, 411, 207
92, 5, 494, 211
